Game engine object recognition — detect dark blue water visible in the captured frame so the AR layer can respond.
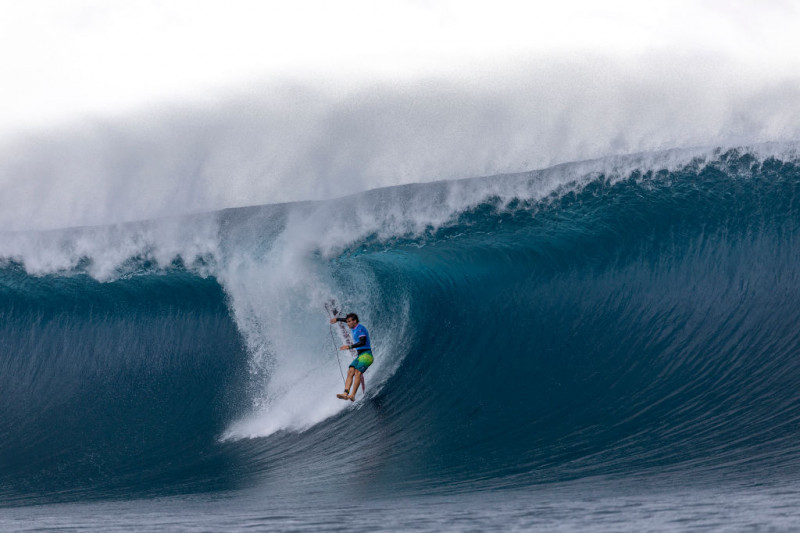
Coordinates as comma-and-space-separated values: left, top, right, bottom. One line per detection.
3, 147, 800, 530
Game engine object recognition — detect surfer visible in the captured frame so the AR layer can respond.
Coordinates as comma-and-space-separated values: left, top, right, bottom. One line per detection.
330, 313, 373, 401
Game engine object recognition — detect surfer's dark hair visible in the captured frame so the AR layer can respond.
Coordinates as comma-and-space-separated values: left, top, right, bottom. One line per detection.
345, 313, 359, 323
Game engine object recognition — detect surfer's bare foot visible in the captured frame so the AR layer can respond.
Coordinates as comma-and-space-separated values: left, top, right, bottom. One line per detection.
336, 393, 349, 400
347, 395, 356, 402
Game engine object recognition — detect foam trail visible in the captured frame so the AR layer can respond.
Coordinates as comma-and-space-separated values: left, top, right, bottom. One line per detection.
216, 204, 413, 439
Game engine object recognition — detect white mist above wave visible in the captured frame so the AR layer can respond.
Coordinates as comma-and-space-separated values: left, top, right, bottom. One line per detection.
2, 56, 800, 232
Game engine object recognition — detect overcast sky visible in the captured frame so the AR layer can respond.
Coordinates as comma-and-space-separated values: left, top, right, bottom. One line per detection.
2, 0, 798, 138
1, 0, 800, 231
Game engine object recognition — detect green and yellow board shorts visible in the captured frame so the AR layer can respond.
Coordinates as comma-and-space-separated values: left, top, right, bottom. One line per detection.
349, 351, 374, 373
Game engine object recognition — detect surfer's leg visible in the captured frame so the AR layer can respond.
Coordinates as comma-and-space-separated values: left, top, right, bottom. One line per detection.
347, 352, 372, 400
349, 370, 362, 401
337, 367, 356, 399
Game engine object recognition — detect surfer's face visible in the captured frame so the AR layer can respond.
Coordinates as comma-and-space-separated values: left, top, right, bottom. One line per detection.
346, 317, 358, 328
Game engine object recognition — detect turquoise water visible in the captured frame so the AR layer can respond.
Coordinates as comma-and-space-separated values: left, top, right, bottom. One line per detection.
3, 147, 800, 529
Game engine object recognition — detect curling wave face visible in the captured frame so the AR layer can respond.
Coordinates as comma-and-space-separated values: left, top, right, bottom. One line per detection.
3, 145, 800, 504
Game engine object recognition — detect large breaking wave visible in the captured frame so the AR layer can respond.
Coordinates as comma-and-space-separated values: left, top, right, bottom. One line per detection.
3, 144, 800, 504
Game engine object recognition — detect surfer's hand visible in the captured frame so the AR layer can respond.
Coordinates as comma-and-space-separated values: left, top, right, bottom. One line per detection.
340, 345, 350, 350
330, 318, 337, 324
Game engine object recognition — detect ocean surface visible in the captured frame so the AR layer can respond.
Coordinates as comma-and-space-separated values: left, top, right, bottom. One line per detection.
3, 145, 800, 530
